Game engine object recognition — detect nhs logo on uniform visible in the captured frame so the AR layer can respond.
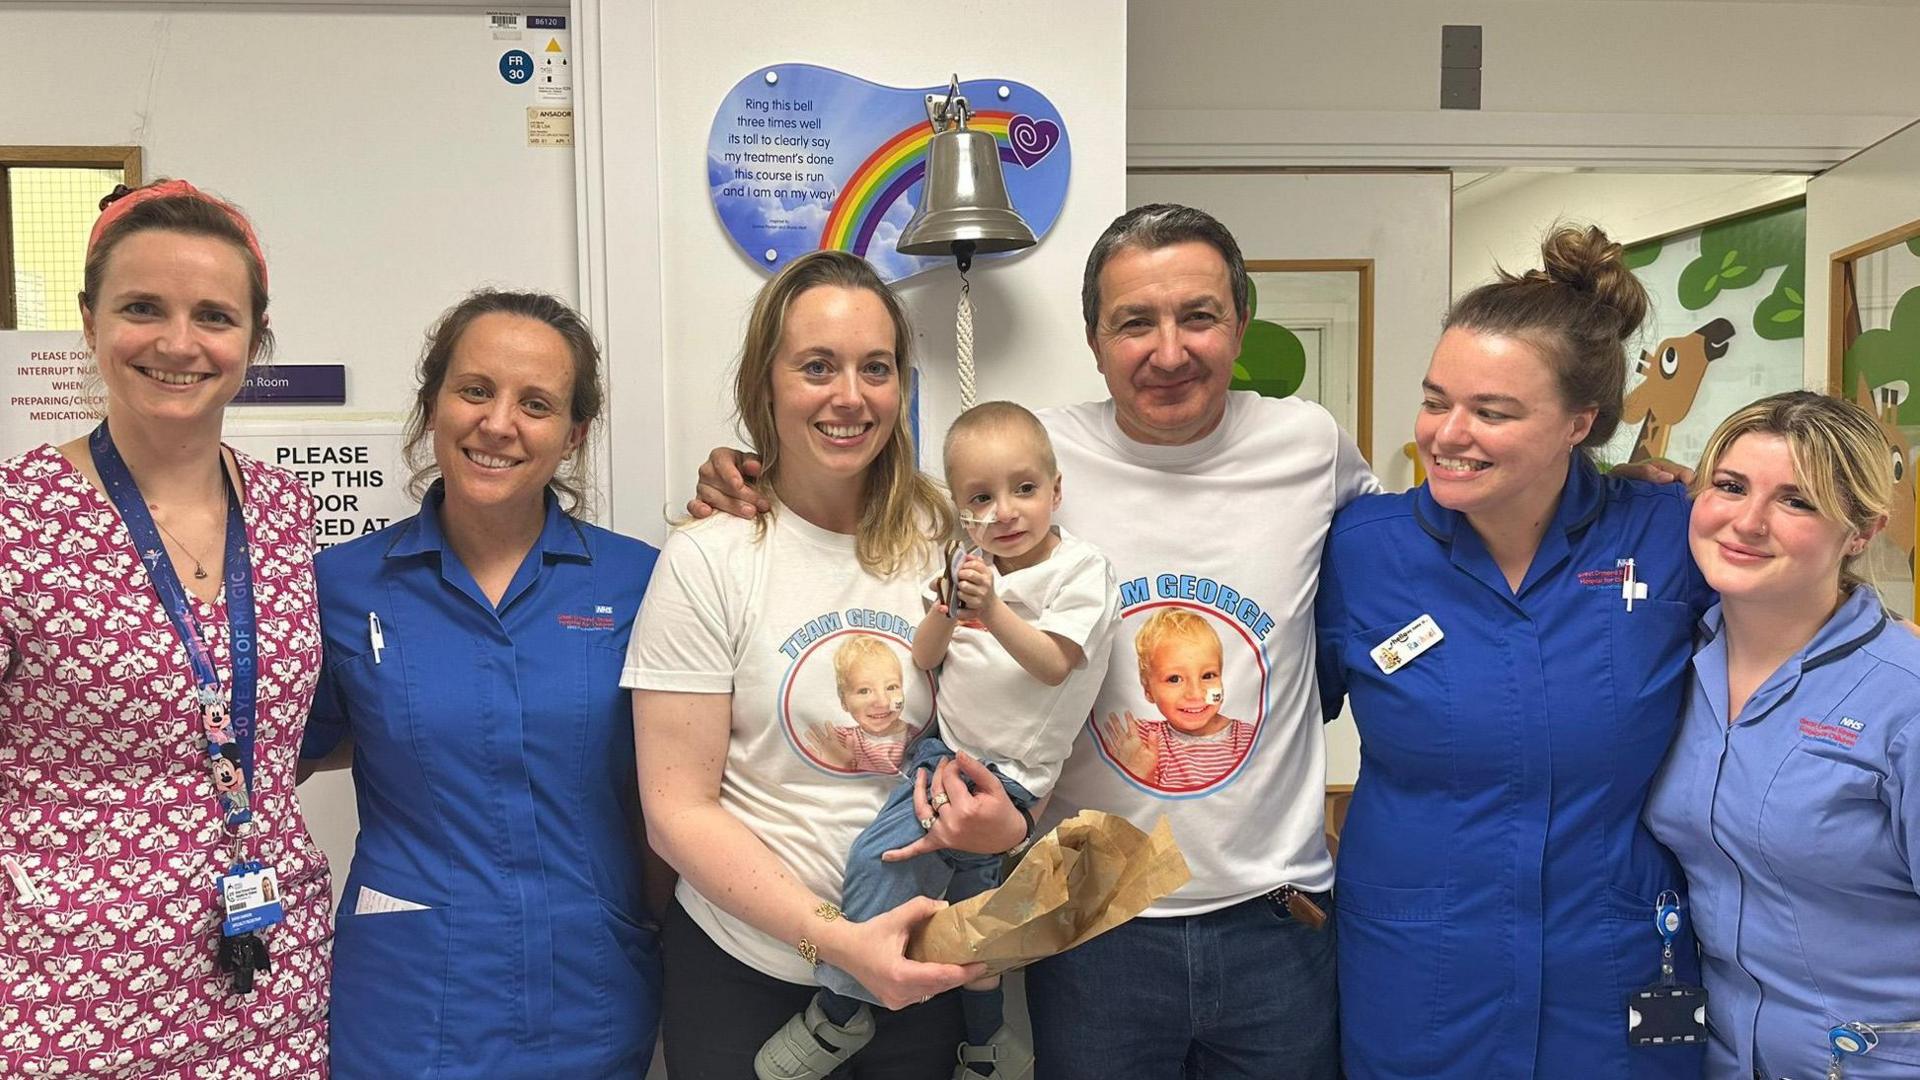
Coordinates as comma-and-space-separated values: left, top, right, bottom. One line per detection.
1799, 716, 1864, 748
558, 605, 617, 631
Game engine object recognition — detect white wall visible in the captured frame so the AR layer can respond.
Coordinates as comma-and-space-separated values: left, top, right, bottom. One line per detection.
1127, 172, 1453, 477
1806, 119, 1920, 388
0, 7, 577, 413
0, 4, 578, 908
1133, 0, 1920, 116
592, 0, 1127, 543
1453, 171, 1810, 295
1129, 0, 1915, 170
1127, 170, 1455, 785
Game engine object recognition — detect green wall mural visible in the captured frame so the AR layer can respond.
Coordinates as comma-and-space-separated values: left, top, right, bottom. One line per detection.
1606, 201, 1807, 471
1846, 287, 1920, 427
1628, 203, 1806, 344
1230, 278, 1307, 399
1838, 235, 1920, 605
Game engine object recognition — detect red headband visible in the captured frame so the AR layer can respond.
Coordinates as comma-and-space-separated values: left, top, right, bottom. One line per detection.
87, 179, 269, 293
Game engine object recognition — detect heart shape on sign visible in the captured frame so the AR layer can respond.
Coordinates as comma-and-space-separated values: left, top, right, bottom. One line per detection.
1008, 114, 1061, 169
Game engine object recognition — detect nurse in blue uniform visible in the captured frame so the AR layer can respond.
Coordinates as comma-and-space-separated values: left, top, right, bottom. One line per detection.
1316, 227, 1709, 1079
1646, 392, 1920, 1080
300, 291, 665, 1077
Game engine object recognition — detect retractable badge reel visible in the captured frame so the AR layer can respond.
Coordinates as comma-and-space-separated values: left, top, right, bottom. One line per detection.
1825, 1019, 1920, 1080
1626, 891, 1707, 1046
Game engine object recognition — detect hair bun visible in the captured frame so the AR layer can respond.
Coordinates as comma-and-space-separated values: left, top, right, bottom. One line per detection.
1536, 224, 1648, 341
97, 184, 134, 212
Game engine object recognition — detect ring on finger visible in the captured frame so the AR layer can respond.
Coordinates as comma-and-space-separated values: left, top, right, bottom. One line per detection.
918, 813, 937, 831
929, 791, 951, 810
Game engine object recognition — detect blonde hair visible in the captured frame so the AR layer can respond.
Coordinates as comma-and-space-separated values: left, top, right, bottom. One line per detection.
943, 400, 1058, 478
731, 250, 952, 576
833, 635, 902, 705
1133, 609, 1224, 688
1690, 390, 1896, 592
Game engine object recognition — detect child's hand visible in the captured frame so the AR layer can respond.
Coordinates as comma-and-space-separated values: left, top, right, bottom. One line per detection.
1097, 711, 1157, 778
802, 722, 854, 769
953, 554, 997, 616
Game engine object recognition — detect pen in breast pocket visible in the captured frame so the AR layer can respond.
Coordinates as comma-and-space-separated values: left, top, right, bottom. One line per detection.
368, 612, 385, 664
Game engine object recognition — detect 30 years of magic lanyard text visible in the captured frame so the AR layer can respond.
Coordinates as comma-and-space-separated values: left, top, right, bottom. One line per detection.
89, 422, 278, 992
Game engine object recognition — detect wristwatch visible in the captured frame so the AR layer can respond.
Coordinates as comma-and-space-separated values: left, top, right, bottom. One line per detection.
1004, 801, 1038, 858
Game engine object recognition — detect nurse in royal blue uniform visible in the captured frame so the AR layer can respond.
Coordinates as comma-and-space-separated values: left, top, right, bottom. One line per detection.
301, 291, 665, 1077
1316, 227, 1709, 1078
1647, 392, 1920, 1080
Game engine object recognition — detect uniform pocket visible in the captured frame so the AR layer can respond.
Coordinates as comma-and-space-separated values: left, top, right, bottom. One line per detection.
1335, 878, 1450, 921
1761, 745, 1897, 883
1603, 885, 1698, 1002
1343, 619, 1455, 775
1606, 600, 1694, 739
1335, 879, 1451, 1075
600, 898, 662, 965
323, 642, 413, 751
328, 900, 451, 1075
599, 897, 663, 999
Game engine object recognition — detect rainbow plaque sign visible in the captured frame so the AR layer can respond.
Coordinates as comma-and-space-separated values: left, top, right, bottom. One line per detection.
708, 64, 1070, 283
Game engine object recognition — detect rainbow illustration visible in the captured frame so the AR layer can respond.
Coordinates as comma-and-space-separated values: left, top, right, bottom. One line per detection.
820, 111, 1017, 257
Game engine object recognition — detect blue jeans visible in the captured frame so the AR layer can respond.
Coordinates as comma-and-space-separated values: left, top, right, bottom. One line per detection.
818, 736, 1037, 1004
1025, 891, 1338, 1079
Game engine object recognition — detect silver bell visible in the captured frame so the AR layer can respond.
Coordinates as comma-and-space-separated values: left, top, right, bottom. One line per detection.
896, 75, 1036, 272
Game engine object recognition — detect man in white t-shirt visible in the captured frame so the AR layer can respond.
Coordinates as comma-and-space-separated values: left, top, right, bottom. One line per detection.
1015, 204, 1373, 1079
697, 204, 1374, 1078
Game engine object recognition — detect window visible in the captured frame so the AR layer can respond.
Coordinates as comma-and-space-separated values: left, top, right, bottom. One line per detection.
2, 147, 143, 330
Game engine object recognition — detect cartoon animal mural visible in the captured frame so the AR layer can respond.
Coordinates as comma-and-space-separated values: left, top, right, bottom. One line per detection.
1622, 318, 1736, 462
1857, 375, 1916, 572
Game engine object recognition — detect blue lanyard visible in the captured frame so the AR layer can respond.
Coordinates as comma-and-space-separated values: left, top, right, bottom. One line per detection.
88, 421, 258, 829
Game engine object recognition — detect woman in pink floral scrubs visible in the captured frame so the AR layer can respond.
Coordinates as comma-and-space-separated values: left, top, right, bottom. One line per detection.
0, 181, 331, 1077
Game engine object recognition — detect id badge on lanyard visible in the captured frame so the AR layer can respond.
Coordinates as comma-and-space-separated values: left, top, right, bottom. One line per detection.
89, 423, 280, 993
1625, 890, 1707, 1046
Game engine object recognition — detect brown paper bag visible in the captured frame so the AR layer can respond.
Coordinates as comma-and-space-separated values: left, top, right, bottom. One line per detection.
905, 811, 1189, 976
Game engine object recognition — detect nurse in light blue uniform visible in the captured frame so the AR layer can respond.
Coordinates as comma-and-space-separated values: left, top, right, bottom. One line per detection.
302, 291, 663, 1078
1646, 392, 1920, 1080
1315, 227, 1708, 1079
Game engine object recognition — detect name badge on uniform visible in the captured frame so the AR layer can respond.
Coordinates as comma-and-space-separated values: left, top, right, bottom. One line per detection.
218, 861, 285, 937
1370, 614, 1444, 674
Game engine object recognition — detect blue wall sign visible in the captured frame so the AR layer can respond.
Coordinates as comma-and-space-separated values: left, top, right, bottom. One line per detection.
500, 50, 533, 84
708, 64, 1071, 283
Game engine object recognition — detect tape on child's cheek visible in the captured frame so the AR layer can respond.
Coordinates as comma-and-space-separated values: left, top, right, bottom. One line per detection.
1205, 688, 1223, 705
889, 693, 905, 712
958, 508, 998, 529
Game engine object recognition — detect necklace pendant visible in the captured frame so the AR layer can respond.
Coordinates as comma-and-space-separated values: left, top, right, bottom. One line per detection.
194, 565, 208, 580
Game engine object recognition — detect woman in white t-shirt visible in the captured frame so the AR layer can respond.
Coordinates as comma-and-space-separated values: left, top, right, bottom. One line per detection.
623, 250, 1030, 1079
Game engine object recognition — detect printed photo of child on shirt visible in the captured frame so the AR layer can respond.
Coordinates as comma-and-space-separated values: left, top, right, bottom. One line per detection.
1098, 608, 1256, 790
801, 634, 910, 775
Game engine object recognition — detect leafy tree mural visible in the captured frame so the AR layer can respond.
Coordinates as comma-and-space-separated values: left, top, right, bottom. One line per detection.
1676, 202, 1805, 340
1624, 239, 1662, 271
1230, 278, 1307, 399
1844, 285, 1920, 427
1751, 260, 1806, 341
